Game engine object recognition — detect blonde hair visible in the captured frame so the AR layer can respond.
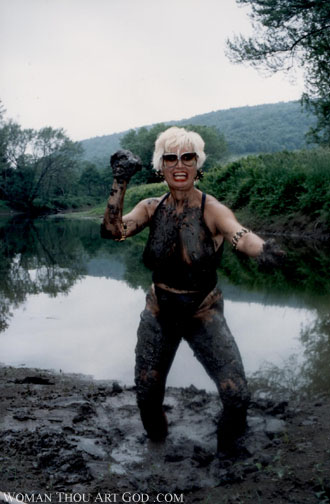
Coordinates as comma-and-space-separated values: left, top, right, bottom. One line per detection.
152, 126, 206, 172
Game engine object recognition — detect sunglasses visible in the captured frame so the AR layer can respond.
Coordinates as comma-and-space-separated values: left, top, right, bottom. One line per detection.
162, 152, 197, 167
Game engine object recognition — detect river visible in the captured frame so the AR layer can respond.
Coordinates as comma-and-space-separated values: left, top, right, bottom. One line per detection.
0, 216, 329, 396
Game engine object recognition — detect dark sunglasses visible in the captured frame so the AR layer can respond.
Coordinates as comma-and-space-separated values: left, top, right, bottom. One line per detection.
162, 152, 197, 167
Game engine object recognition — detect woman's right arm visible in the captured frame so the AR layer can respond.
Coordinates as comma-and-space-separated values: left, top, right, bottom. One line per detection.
100, 150, 154, 241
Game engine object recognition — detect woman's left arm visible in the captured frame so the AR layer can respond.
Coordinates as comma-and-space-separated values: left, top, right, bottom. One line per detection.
206, 197, 285, 266
206, 197, 264, 256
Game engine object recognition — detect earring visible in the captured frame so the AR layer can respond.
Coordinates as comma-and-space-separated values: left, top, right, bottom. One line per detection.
195, 169, 204, 180
155, 170, 165, 181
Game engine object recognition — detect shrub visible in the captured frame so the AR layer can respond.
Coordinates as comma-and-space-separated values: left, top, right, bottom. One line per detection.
199, 148, 330, 224
124, 182, 168, 212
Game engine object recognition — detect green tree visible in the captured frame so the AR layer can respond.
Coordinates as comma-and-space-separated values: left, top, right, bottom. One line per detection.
226, 0, 330, 145
79, 162, 103, 197
186, 124, 227, 169
0, 120, 82, 211
120, 124, 167, 185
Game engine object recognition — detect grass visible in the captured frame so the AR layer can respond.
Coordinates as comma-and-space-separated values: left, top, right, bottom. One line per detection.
60, 182, 167, 219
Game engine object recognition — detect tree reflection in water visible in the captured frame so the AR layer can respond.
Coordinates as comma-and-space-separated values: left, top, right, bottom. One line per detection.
0, 216, 329, 395
0, 217, 87, 331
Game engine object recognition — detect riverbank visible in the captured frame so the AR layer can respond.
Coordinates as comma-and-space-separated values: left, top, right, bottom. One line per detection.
235, 210, 330, 242
54, 206, 330, 242
1, 365, 329, 503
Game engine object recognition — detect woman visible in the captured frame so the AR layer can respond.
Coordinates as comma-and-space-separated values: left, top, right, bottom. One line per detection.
101, 127, 283, 452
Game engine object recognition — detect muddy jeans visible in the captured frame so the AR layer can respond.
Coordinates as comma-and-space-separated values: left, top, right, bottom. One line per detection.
134, 286, 251, 442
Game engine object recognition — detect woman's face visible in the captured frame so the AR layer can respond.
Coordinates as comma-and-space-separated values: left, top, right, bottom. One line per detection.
161, 144, 197, 190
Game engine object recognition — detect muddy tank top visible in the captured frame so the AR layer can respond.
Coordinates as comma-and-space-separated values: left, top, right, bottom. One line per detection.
143, 192, 224, 292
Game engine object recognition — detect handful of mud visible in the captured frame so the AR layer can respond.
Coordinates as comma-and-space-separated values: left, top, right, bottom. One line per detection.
110, 150, 142, 183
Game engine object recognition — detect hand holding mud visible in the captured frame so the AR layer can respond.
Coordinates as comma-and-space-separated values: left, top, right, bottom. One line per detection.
256, 238, 286, 271
110, 149, 142, 183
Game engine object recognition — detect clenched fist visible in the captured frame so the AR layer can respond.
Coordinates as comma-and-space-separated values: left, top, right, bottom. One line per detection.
110, 149, 142, 183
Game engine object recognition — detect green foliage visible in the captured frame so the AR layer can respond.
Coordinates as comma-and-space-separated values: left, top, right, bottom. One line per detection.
199, 148, 330, 225
0, 107, 109, 214
182, 124, 227, 170
79, 162, 103, 197
120, 124, 167, 185
0, 117, 83, 213
79, 131, 124, 164
79, 182, 167, 218
124, 182, 167, 212
226, 0, 330, 145
80, 101, 316, 166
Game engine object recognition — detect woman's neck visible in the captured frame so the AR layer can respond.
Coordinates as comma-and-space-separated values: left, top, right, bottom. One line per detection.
168, 186, 200, 208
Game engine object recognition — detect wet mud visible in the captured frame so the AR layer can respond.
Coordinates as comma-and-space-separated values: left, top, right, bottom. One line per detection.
1, 366, 330, 503
110, 150, 142, 182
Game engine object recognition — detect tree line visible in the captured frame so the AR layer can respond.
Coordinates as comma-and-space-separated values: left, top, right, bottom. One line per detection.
0, 103, 112, 213
0, 104, 227, 214
80, 101, 317, 165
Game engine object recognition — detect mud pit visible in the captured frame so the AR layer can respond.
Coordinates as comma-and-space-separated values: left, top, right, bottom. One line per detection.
0, 366, 329, 503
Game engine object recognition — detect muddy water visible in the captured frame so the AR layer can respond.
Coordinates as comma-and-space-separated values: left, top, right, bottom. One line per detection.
0, 216, 329, 395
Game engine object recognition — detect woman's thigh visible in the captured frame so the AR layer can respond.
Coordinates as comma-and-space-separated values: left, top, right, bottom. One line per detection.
185, 296, 250, 406
135, 305, 181, 401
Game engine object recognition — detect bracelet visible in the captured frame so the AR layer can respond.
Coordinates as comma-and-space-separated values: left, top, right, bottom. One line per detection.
232, 228, 250, 250
118, 222, 127, 242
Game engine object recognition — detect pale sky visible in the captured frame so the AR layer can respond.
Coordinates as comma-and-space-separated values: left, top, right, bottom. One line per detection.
0, 0, 304, 141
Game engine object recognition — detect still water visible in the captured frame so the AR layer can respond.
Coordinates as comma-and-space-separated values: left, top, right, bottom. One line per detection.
1, 216, 329, 395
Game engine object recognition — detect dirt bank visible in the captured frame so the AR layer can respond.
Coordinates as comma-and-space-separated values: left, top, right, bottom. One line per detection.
0, 366, 329, 503
236, 211, 330, 242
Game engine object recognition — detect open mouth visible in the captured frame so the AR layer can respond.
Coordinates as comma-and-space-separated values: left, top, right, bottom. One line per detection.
173, 171, 188, 181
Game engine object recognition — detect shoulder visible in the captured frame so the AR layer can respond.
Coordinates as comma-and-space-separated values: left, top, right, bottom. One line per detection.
204, 193, 234, 218
203, 193, 238, 235
139, 194, 168, 219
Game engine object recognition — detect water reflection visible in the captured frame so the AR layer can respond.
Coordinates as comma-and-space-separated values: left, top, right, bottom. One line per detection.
0, 216, 329, 396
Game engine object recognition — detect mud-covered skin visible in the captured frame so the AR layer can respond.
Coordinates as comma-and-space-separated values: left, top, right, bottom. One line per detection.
256, 238, 286, 271
135, 287, 251, 447
101, 150, 146, 240
110, 149, 142, 182
143, 194, 223, 291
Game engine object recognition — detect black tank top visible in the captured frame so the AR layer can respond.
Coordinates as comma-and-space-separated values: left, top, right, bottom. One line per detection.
143, 192, 224, 292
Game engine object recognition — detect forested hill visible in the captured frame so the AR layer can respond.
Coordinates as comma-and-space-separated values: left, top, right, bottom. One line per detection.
80, 101, 316, 164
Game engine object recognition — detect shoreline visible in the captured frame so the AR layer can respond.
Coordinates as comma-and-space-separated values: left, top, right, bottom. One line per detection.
2, 207, 329, 242
1, 365, 329, 502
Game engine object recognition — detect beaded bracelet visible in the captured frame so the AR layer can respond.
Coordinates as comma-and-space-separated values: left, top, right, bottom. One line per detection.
232, 228, 250, 250
119, 222, 128, 242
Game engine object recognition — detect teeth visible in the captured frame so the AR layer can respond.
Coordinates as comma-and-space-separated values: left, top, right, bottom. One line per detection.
173, 172, 187, 180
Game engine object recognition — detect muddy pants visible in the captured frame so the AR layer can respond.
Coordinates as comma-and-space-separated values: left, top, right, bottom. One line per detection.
134, 286, 251, 445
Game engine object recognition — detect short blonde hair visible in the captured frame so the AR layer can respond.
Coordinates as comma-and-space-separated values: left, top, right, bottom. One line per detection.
152, 126, 206, 172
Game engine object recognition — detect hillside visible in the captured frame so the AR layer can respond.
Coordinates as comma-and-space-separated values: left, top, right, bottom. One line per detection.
79, 101, 316, 165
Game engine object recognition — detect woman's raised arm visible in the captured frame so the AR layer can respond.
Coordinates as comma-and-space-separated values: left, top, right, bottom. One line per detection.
101, 150, 150, 241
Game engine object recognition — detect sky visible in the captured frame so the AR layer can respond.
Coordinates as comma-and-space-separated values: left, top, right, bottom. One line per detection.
0, 0, 305, 141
